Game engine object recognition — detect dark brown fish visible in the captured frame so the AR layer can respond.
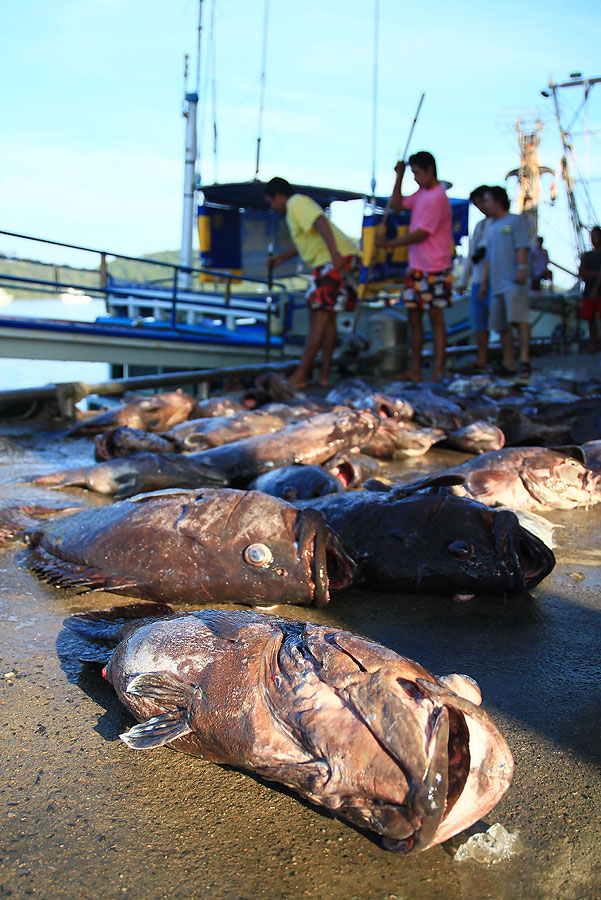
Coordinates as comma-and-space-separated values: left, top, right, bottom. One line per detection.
362, 419, 445, 458
67, 391, 195, 436
94, 426, 177, 461
442, 421, 505, 455
20, 488, 355, 607
168, 410, 287, 451
65, 604, 514, 855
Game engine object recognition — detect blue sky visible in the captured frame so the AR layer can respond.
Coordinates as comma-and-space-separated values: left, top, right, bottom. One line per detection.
1, 0, 600, 286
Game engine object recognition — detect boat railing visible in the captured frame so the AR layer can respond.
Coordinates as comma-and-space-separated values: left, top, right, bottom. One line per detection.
0, 229, 294, 335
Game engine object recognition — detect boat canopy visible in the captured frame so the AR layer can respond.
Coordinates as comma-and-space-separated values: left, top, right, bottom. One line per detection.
197, 180, 469, 291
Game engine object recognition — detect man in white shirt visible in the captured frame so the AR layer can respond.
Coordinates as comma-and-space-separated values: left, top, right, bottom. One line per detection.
456, 185, 492, 373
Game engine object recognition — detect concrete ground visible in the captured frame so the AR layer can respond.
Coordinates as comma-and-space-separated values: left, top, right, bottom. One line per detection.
2, 351, 601, 900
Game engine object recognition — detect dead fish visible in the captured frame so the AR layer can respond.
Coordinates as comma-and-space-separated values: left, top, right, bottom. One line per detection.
27, 452, 228, 498
183, 409, 380, 487
94, 426, 177, 461
323, 452, 381, 489
384, 385, 464, 431
295, 487, 555, 598
64, 604, 514, 854
247, 464, 342, 501
191, 395, 246, 418
362, 419, 445, 458
66, 390, 195, 436
241, 372, 305, 408
168, 410, 286, 451
326, 380, 414, 421
448, 447, 601, 511
18, 488, 355, 607
442, 422, 505, 455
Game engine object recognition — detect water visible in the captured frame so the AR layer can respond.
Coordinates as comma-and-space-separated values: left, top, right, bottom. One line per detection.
0, 296, 110, 390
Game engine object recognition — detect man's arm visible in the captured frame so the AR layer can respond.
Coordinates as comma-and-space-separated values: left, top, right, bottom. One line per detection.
515, 246, 528, 285
267, 246, 298, 269
478, 260, 490, 299
313, 215, 344, 269
375, 227, 429, 249
390, 160, 407, 213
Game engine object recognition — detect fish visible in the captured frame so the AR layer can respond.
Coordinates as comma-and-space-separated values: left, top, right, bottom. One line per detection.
442, 421, 505, 455
447, 446, 601, 511
362, 419, 446, 458
17, 488, 355, 607
27, 452, 229, 498
247, 464, 343, 501
582, 439, 601, 473
168, 410, 287, 451
323, 452, 381, 489
94, 426, 177, 461
191, 395, 247, 418
295, 485, 555, 598
66, 390, 195, 436
28, 409, 379, 497
326, 379, 414, 421
178, 408, 380, 487
64, 603, 514, 855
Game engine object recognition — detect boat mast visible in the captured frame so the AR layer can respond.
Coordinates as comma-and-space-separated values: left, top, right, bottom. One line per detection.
179, 1, 203, 290
506, 117, 554, 244
541, 74, 601, 260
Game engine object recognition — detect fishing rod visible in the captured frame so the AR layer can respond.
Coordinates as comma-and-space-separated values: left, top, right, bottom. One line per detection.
352, 92, 425, 333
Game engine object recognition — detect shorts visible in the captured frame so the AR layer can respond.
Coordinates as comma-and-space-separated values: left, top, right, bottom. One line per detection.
580, 295, 601, 321
306, 255, 360, 312
489, 286, 529, 331
470, 282, 491, 331
401, 268, 452, 310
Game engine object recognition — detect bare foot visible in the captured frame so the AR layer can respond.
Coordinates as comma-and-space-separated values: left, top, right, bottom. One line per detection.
288, 372, 309, 389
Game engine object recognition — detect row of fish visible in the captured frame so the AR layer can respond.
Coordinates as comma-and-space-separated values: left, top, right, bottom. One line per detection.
16, 370, 601, 855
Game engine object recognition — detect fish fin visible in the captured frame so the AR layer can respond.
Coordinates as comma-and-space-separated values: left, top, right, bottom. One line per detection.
64, 603, 174, 643
389, 473, 465, 497
24, 544, 146, 596
126, 671, 197, 708
78, 651, 112, 666
120, 712, 192, 750
25, 467, 92, 487
503, 507, 563, 549
197, 608, 251, 641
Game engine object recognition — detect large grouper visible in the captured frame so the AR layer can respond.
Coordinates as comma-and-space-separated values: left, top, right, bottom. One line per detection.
294, 480, 555, 599
64, 603, 514, 855
10, 489, 356, 607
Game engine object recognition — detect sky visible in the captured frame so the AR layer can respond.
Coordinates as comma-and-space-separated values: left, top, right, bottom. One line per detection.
1, 0, 600, 287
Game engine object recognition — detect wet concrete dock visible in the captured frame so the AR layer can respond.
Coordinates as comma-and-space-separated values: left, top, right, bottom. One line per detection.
2, 351, 601, 899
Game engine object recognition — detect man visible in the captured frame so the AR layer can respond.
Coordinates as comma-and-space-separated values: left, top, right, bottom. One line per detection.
529, 236, 552, 291
479, 186, 531, 378
264, 177, 361, 388
578, 225, 601, 353
375, 151, 453, 382
456, 185, 492, 373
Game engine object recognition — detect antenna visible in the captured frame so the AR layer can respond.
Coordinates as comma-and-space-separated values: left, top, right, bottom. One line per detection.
254, 0, 270, 179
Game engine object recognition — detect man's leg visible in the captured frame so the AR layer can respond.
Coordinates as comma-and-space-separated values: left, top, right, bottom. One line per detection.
396, 307, 423, 380
476, 330, 490, 368
517, 320, 531, 364
318, 312, 337, 386
500, 327, 516, 371
428, 306, 447, 380
289, 308, 329, 387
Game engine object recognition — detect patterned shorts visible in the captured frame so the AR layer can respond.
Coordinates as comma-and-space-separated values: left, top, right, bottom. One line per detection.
401, 267, 453, 310
306, 255, 360, 312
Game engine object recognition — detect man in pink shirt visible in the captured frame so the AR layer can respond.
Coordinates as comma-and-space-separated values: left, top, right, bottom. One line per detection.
376, 151, 452, 381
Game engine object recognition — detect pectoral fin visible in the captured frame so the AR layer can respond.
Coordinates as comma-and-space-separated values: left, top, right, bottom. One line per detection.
120, 711, 192, 749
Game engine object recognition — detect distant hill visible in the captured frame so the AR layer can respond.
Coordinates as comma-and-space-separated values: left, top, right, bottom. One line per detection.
0, 251, 181, 298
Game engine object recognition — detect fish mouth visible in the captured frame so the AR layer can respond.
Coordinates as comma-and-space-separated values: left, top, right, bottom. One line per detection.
296, 510, 356, 608
494, 510, 555, 591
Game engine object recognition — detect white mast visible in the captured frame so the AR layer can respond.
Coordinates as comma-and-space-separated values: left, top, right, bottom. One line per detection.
178, 2, 203, 290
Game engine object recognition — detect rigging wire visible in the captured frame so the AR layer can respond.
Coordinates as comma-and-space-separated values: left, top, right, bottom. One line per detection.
254, 0, 270, 180
370, 0, 380, 199
211, 0, 218, 183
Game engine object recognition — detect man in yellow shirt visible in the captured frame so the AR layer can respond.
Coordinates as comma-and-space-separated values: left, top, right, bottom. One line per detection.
264, 177, 361, 388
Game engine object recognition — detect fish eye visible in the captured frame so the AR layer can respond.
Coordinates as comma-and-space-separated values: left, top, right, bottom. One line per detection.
243, 543, 273, 567
448, 540, 475, 561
